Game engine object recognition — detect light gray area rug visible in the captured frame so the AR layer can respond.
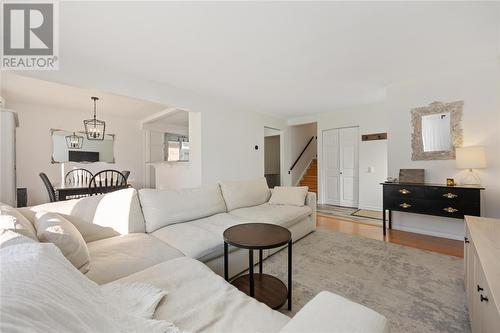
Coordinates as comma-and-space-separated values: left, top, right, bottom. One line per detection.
263, 229, 470, 333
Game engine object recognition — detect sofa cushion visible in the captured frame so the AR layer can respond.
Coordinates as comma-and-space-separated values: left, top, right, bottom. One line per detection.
18, 188, 145, 242
278, 291, 389, 333
151, 213, 247, 261
269, 186, 308, 207
220, 177, 271, 211
0, 202, 38, 240
139, 185, 227, 233
35, 212, 90, 273
0, 242, 179, 333
112, 257, 290, 333
229, 203, 312, 228
85, 233, 183, 284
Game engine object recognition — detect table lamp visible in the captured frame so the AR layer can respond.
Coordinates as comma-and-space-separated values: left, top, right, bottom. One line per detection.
455, 146, 487, 185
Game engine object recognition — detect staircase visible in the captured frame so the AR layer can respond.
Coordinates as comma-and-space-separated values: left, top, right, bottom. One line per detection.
299, 159, 317, 193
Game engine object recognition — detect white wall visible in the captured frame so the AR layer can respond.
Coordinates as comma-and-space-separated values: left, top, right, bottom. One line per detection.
386, 61, 500, 239
289, 103, 388, 211
359, 139, 387, 211
11, 102, 144, 205
200, 108, 287, 185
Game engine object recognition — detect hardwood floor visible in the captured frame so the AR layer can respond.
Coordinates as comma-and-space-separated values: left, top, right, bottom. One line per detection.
316, 213, 464, 257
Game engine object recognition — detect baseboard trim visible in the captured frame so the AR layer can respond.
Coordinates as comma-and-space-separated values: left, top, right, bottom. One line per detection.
391, 225, 463, 241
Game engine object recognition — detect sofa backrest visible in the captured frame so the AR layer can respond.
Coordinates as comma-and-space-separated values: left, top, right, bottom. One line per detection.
219, 177, 271, 211
139, 184, 227, 233
18, 188, 145, 243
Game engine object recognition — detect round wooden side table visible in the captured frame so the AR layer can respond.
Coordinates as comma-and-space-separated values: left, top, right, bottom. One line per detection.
223, 223, 292, 310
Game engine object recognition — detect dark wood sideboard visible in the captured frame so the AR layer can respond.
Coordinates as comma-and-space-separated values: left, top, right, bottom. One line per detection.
381, 182, 484, 235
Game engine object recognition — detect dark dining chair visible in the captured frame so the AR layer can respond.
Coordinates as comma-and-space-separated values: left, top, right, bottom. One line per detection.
121, 170, 131, 182
65, 168, 93, 187
39, 172, 57, 202
88, 170, 128, 195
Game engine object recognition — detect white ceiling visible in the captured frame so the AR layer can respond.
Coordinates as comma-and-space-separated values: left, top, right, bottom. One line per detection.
11, 2, 500, 117
1, 73, 167, 119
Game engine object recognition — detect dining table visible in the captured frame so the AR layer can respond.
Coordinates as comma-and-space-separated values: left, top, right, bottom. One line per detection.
54, 183, 128, 201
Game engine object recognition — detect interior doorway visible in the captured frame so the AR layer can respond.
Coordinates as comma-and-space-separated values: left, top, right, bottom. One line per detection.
142, 109, 190, 188
264, 127, 282, 188
322, 126, 359, 207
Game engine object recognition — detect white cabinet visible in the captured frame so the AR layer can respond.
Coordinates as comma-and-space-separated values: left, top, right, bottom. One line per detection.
0, 109, 19, 206
478, 267, 500, 332
464, 216, 500, 333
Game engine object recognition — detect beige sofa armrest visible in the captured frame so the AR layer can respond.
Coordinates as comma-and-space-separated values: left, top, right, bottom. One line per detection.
279, 291, 390, 333
305, 191, 316, 224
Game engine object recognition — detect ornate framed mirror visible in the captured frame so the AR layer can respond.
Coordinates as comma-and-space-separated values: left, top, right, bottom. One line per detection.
411, 101, 463, 160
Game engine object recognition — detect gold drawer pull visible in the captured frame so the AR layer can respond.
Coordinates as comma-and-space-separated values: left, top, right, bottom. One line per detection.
443, 207, 458, 213
443, 193, 458, 199
400, 203, 412, 209
399, 189, 411, 195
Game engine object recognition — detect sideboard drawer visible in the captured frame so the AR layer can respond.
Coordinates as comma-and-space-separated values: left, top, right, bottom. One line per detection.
384, 185, 424, 199
430, 201, 479, 219
385, 197, 478, 219
384, 197, 424, 213
424, 186, 479, 203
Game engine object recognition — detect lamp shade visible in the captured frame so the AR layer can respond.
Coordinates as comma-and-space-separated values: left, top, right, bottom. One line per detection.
456, 146, 487, 169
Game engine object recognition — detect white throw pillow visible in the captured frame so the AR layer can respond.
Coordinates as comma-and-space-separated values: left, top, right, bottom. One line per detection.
0, 242, 181, 333
35, 211, 90, 273
269, 186, 309, 207
220, 177, 271, 211
0, 202, 38, 241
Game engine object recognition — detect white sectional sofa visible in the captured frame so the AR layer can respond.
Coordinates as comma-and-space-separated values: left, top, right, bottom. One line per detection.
1, 177, 390, 332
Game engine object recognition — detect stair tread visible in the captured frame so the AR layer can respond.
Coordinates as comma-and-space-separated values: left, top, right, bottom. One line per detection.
298, 159, 318, 188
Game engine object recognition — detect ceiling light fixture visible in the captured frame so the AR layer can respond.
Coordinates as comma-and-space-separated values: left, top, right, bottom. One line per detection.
84, 96, 105, 140
65, 132, 84, 149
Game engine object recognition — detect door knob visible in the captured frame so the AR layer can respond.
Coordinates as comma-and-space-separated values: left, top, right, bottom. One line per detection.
477, 285, 484, 292
480, 295, 489, 302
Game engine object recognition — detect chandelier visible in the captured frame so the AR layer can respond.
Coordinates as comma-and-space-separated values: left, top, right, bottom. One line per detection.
65, 132, 83, 149
84, 97, 105, 140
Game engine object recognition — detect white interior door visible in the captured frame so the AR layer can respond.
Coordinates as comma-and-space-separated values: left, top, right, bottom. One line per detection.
339, 127, 358, 207
322, 127, 358, 207
323, 129, 340, 205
